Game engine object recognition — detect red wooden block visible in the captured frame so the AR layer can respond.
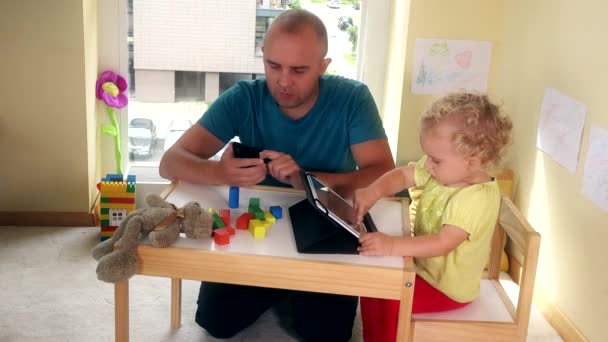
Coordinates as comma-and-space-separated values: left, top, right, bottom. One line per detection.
236, 212, 254, 230
225, 226, 236, 235
213, 227, 231, 245
219, 208, 230, 218
221, 216, 230, 226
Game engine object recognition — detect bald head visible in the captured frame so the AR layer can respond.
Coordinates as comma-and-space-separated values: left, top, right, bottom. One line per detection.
264, 9, 328, 57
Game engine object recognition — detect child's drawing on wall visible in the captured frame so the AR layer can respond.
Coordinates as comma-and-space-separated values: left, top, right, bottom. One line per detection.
412, 39, 492, 95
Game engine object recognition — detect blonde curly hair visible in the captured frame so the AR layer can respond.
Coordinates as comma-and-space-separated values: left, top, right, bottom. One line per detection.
420, 92, 513, 169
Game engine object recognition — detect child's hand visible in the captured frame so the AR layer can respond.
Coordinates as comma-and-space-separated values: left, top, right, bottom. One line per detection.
358, 232, 395, 256
353, 187, 379, 224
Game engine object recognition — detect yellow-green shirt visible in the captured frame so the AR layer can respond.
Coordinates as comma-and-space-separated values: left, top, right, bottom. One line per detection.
412, 156, 500, 302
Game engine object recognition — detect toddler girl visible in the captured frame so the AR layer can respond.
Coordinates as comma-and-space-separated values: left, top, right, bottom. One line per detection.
353, 92, 513, 342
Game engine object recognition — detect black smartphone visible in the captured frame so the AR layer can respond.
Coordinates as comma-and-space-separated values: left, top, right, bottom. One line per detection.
232, 142, 271, 164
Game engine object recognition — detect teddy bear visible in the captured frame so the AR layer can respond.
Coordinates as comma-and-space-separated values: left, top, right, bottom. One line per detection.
92, 193, 213, 283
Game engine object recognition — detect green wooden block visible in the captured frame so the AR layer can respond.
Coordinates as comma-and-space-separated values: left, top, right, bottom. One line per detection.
213, 214, 225, 229
249, 197, 260, 207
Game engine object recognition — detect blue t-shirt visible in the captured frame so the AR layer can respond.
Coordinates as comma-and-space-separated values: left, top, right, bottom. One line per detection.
199, 75, 386, 186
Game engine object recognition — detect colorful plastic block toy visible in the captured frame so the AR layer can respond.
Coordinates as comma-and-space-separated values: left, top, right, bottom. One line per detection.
229, 186, 239, 208
213, 227, 232, 245
236, 213, 254, 230
97, 174, 136, 241
269, 206, 282, 219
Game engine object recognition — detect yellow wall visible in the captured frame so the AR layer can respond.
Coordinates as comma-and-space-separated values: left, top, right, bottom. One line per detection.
496, 1, 607, 340
397, 0, 506, 165
0, 0, 98, 212
398, 0, 606, 339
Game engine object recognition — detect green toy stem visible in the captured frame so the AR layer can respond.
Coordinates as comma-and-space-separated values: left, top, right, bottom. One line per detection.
105, 106, 123, 174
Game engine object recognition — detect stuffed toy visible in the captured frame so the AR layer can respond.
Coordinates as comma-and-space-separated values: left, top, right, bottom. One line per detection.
92, 193, 213, 283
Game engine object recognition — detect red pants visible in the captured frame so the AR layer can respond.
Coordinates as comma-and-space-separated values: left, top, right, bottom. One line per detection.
361, 275, 471, 342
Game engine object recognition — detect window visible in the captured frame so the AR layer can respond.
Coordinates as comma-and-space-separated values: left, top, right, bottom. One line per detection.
99, 0, 389, 182
109, 209, 127, 226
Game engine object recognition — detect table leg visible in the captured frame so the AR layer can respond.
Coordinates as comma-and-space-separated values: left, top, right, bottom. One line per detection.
171, 278, 182, 329
396, 274, 415, 342
115, 280, 129, 342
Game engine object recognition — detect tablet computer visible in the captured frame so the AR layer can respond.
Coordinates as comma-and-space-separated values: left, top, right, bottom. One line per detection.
301, 171, 377, 238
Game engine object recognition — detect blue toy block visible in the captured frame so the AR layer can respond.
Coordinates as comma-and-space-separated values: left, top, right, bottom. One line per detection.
102, 174, 124, 182
229, 186, 239, 209
269, 205, 282, 219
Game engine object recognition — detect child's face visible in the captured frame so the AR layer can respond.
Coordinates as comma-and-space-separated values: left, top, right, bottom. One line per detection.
420, 123, 479, 187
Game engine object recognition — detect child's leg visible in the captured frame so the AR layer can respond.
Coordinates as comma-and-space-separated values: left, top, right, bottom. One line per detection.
361, 275, 471, 342
360, 296, 399, 342
411, 275, 471, 313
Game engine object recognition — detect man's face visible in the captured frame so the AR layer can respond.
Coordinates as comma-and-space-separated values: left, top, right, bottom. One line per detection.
262, 25, 331, 119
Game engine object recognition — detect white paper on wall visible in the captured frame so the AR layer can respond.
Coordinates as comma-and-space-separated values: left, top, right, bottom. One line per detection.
582, 125, 608, 212
536, 88, 587, 173
411, 39, 492, 94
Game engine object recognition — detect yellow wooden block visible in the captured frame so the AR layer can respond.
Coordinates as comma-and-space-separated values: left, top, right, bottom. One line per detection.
263, 211, 276, 224
262, 221, 272, 230
208, 208, 217, 215
249, 224, 266, 238
248, 219, 264, 229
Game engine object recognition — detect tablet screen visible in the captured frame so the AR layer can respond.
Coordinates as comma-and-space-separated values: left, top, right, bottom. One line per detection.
306, 174, 367, 237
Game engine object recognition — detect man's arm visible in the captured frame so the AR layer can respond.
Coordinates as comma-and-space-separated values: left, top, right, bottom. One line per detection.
315, 138, 395, 197
159, 124, 267, 186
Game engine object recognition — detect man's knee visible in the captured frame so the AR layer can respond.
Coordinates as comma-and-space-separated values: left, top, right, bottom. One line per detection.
195, 308, 241, 339
291, 293, 358, 342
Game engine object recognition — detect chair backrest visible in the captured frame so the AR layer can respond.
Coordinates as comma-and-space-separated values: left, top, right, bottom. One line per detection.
488, 195, 541, 338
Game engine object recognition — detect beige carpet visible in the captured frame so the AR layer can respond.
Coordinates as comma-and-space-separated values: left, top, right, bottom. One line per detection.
0, 226, 561, 342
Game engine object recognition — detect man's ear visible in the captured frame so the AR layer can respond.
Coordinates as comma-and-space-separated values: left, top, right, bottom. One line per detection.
320, 58, 332, 74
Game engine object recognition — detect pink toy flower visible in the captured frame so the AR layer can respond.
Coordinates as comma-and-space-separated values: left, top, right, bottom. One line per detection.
96, 70, 128, 108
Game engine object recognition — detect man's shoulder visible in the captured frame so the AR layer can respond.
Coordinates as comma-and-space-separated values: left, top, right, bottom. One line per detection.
322, 74, 366, 89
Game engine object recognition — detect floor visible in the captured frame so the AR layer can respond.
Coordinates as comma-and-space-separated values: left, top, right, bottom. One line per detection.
0, 226, 562, 342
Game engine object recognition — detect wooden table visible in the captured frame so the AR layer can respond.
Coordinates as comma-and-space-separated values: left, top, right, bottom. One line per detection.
114, 182, 415, 341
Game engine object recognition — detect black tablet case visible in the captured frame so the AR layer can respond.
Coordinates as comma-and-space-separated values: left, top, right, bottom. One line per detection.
289, 172, 377, 254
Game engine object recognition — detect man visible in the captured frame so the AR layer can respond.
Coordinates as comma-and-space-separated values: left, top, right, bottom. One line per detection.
159, 9, 394, 342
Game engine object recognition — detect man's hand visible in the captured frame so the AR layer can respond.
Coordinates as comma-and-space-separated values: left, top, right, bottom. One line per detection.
358, 232, 395, 256
218, 143, 267, 186
353, 187, 380, 224
259, 150, 303, 189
